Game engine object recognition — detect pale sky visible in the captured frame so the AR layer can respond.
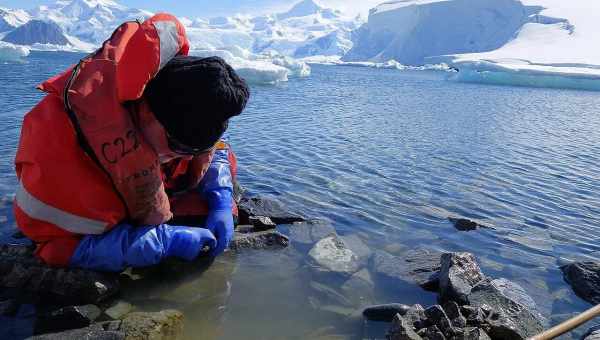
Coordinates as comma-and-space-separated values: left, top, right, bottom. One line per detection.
0, 0, 384, 18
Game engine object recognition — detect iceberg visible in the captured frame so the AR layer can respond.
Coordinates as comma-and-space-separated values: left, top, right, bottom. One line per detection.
190, 47, 311, 85
0, 41, 29, 61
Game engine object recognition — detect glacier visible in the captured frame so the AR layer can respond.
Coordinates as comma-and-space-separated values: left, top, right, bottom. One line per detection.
344, 0, 600, 91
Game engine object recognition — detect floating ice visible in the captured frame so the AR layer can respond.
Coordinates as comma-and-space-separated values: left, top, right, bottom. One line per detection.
0, 41, 29, 61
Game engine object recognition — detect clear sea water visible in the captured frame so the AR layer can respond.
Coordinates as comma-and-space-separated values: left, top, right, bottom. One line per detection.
1, 51, 600, 339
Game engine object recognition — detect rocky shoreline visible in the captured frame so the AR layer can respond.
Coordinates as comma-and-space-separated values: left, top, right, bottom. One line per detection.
1, 198, 600, 340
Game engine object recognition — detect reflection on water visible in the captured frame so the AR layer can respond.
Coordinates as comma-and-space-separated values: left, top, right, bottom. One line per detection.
1, 53, 600, 339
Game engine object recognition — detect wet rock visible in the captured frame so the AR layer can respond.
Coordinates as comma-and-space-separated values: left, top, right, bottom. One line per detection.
340, 269, 375, 307
459, 327, 492, 340
363, 303, 411, 322
424, 305, 453, 336
35, 304, 102, 335
27, 310, 183, 340
372, 250, 407, 281
490, 278, 545, 322
582, 325, 600, 340
404, 248, 443, 291
310, 281, 353, 307
460, 306, 486, 328
443, 301, 467, 329
104, 301, 133, 320
229, 230, 289, 251
26, 323, 125, 340
119, 310, 184, 340
371, 248, 442, 291
561, 261, 600, 305
0, 244, 119, 304
467, 278, 544, 339
404, 304, 428, 330
439, 253, 485, 305
287, 220, 337, 246
0, 298, 19, 316
238, 196, 305, 225
248, 216, 277, 231
308, 235, 360, 276
419, 325, 446, 340
388, 314, 423, 340
340, 234, 372, 263
448, 218, 478, 231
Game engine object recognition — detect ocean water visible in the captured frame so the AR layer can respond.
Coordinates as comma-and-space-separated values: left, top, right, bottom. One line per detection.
1, 51, 600, 339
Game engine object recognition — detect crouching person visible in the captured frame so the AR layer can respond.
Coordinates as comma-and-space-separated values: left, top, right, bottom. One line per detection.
13, 14, 250, 272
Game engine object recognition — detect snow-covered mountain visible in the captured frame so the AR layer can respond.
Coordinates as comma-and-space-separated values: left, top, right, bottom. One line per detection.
3, 20, 69, 46
0, 7, 30, 33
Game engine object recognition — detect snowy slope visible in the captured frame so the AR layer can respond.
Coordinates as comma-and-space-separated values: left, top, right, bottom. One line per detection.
0, 7, 30, 32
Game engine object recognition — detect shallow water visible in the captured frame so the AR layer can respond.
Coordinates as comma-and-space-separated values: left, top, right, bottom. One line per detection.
1, 51, 600, 339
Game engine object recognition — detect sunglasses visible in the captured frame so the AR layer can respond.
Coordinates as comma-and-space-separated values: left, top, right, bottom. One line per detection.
166, 132, 215, 156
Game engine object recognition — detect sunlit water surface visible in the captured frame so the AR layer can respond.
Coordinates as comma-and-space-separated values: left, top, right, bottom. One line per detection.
1, 52, 599, 339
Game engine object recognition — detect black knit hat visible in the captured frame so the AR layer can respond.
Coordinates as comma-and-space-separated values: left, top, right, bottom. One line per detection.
144, 56, 249, 150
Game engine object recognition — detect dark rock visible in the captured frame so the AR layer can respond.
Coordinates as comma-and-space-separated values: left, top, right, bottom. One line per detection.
238, 197, 305, 225
449, 218, 478, 231
424, 305, 453, 336
287, 220, 337, 245
582, 325, 600, 340
229, 230, 289, 251
248, 216, 277, 231
3, 20, 69, 46
26, 323, 125, 340
0, 244, 119, 304
0, 299, 19, 316
35, 305, 102, 335
458, 327, 492, 340
420, 325, 446, 340
404, 304, 428, 330
439, 253, 485, 305
561, 261, 600, 305
363, 303, 411, 322
467, 278, 544, 339
443, 301, 462, 320
388, 314, 423, 340
308, 235, 360, 276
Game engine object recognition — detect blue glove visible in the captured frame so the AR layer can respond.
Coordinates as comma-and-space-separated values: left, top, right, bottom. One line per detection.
199, 147, 234, 256
204, 190, 234, 256
69, 224, 217, 272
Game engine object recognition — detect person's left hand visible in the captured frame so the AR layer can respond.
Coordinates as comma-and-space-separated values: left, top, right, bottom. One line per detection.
204, 189, 234, 256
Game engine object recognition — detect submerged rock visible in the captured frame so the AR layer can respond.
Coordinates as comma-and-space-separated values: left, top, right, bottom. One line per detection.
287, 220, 337, 246
35, 305, 102, 335
363, 303, 411, 322
467, 278, 544, 339
561, 261, 600, 305
229, 230, 290, 251
0, 244, 119, 304
27, 310, 184, 340
341, 269, 375, 307
439, 253, 485, 305
104, 301, 134, 320
238, 196, 305, 225
583, 325, 600, 340
308, 235, 360, 276
371, 248, 442, 291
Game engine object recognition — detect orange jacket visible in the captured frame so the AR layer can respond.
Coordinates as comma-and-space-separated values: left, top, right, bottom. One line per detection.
14, 14, 193, 266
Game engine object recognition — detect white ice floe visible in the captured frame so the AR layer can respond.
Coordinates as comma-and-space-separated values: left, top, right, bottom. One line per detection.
0, 41, 29, 61
190, 47, 311, 85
